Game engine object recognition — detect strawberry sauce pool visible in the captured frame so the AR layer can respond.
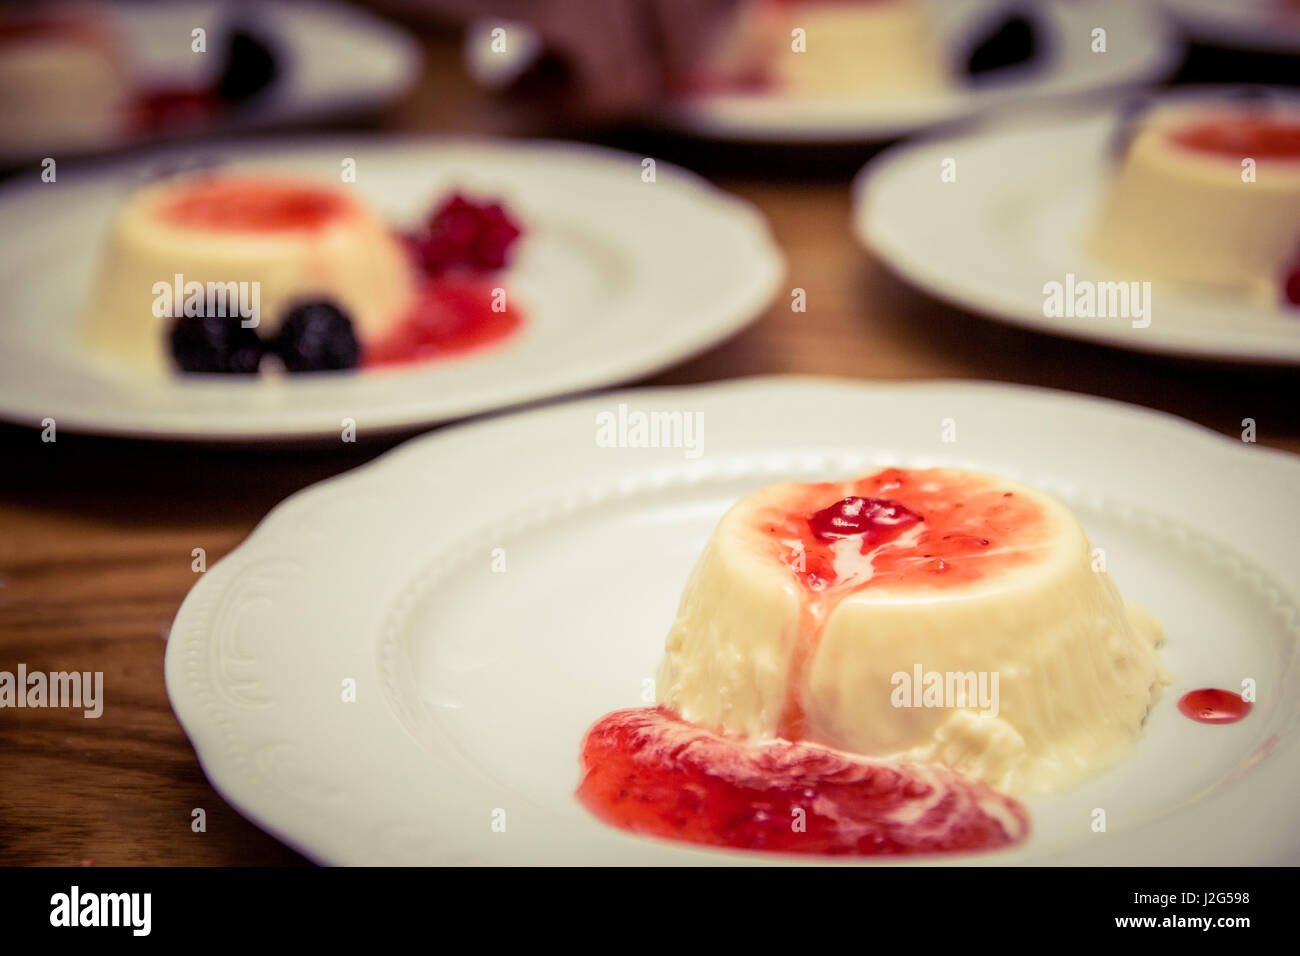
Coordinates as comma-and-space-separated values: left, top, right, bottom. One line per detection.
364, 277, 521, 367
1178, 688, 1253, 725
366, 194, 525, 366
578, 708, 1029, 856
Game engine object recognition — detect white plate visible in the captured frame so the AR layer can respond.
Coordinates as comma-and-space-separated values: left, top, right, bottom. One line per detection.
854, 96, 1300, 364
0, 0, 421, 165
165, 376, 1300, 865
662, 0, 1180, 143
0, 137, 783, 440
1160, 0, 1300, 55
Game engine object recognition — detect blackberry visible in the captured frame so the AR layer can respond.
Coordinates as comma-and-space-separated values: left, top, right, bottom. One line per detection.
965, 13, 1040, 77
168, 314, 263, 374
216, 27, 278, 103
274, 302, 361, 372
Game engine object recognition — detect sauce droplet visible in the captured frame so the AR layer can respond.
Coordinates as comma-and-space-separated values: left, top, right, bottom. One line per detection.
1177, 688, 1252, 725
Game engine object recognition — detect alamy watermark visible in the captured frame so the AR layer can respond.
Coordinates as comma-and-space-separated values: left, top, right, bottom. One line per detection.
50, 886, 150, 936
152, 273, 260, 328
891, 665, 999, 718
1043, 272, 1151, 328
0, 664, 103, 718
595, 402, 704, 459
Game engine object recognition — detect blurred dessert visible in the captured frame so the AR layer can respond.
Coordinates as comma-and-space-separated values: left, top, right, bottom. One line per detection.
0, 6, 279, 158
579, 466, 1165, 854
83, 176, 416, 371
130, 27, 279, 136
0, 9, 127, 154
703, 0, 951, 97
81, 174, 524, 374
689, 1, 1052, 99
1088, 96, 1300, 308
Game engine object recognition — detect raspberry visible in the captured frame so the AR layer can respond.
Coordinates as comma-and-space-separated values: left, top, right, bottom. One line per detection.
410, 194, 522, 276
1284, 262, 1300, 308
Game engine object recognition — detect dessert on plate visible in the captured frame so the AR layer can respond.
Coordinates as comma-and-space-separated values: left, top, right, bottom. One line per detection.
692, 0, 1042, 98
579, 466, 1167, 855
0, 9, 126, 154
0, 6, 279, 155
81, 173, 524, 375
708, 0, 951, 97
1088, 94, 1300, 308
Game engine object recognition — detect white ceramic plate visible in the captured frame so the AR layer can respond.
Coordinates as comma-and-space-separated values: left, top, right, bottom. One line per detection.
662, 0, 1180, 143
165, 376, 1300, 865
0, 137, 783, 440
855, 96, 1300, 364
0, 0, 421, 165
1160, 0, 1300, 55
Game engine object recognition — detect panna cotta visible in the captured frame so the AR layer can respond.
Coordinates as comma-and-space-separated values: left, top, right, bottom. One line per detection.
0, 11, 127, 155
656, 467, 1166, 797
0, 12, 281, 157
706, 0, 951, 97
1088, 98, 1300, 307
82, 175, 416, 370
82, 175, 525, 375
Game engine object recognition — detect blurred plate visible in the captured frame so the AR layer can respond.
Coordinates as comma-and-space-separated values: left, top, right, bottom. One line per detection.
165, 376, 1300, 864
0, 136, 784, 439
663, 0, 1180, 143
854, 96, 1300, 364
1160, 0, 1300, 55
0, 0, 421, 164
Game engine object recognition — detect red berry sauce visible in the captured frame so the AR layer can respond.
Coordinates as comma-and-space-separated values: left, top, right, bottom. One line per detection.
1283, 262, 1300, 309
156, 178, 349, 232
365, 277, 521, 367
1178, 688, 1253, 725
363, 194, 525, 366
0, 14, 116, 48
769, 469, 1043, 597
808, 495, 923, 547
1169, 115, 1300, 160
129, 87, 220, 134
578, 707, 1029, 856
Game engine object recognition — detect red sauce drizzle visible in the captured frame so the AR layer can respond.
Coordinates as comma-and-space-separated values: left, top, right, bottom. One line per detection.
156, 179, 349, 232
1178, 688, 1252, 725
0, 14, 114, 47
578, 707, 1029, 856
1169, 116, 1300, 160
129, 87, 219, 134
364, 277, 521, 367
766, 468, 1046, 739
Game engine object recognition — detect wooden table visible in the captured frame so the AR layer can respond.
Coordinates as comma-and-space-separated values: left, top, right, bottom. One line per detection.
2, 29, 1297, 866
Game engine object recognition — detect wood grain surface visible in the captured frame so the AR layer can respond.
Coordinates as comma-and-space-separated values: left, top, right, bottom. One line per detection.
1, 26, 1297, 866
